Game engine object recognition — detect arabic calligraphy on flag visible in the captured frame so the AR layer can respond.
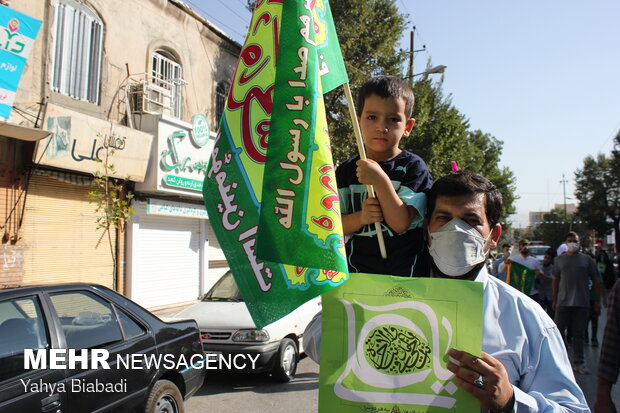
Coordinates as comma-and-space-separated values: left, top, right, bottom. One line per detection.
203, 0, 349, 328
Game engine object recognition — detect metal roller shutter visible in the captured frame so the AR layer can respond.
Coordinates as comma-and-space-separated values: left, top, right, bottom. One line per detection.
131, 213, 201, 309
20, 174, 115, 287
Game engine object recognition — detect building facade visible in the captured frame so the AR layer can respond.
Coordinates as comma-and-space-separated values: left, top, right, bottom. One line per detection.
0, 0, 240, 309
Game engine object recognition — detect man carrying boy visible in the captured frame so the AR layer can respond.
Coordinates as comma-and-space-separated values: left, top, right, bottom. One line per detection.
337, 76, 432, 277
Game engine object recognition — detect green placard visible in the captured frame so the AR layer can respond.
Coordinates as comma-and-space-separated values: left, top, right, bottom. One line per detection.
320, 273, 483, 412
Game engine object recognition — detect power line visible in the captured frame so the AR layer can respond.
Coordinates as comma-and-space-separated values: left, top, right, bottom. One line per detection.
184, 0, 247, 40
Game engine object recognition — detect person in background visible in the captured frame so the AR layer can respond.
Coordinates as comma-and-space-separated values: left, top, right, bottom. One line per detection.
553, 231, 601, 375
491, 243, 511, 282
595, 280, 620, 412
596, 244, 616, 293
538, 249, 555, 318
499, 239, 545, 302
557, 242, 568, 256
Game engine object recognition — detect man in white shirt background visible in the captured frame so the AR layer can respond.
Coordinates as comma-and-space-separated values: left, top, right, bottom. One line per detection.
499, 239, 545, 302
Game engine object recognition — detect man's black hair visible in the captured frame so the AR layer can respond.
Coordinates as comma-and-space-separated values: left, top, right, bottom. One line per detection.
565, 231, 578, 241
427, 170, 503, 228
544, 248, 555, 257
357, 75, 415, 118
502, 243, 511, 249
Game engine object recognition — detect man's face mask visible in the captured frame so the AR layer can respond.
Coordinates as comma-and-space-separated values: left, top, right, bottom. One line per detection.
567, 241, 580, 253
520, 247, 529, 256
428, 218, 492, 277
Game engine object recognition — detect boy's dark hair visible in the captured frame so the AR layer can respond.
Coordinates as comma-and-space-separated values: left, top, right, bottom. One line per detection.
565, 231, 578, 241
502, 243, 511, 249
357, 75, 415, 118
544, 248, 555, 257
427, 170, 503, 228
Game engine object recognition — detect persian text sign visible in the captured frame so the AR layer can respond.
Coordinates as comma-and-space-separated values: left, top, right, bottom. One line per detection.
0, 5, 41, 118
203, 0, 347, 329
257, 0, 348, 272
36, 105, 153, 181
320, 274, 482, 412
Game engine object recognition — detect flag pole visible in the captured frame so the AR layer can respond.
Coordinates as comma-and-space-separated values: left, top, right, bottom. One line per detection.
343, 82, 388, 259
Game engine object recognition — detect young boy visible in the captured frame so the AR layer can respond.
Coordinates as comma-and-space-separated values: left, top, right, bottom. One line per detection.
336, 75, 432, 276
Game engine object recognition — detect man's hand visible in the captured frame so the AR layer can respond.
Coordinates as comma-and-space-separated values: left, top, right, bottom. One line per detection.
447, 349, 514, 413
359, 197, 383, 226
356, 159, 388, 187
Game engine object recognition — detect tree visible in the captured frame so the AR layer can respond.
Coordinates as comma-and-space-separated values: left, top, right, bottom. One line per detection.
88, 147, 135, 289
574, 143, 620, 248
326, 0, 408, 163
405, 79, 517, 226
532, 208, 583, 249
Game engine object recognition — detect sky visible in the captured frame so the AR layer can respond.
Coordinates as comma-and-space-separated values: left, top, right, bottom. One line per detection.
187, 0, 620, 227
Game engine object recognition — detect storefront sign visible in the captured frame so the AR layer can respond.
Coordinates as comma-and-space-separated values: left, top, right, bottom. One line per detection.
146, 198, 208, 219
135, 114, 215, 198
35, 105, 153, 182
0, 5, 42, 118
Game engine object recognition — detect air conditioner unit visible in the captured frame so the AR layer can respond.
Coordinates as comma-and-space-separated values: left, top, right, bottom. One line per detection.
128, 81, 173, 115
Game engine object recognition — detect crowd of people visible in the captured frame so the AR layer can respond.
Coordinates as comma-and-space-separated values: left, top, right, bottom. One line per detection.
304, 74, 618, 411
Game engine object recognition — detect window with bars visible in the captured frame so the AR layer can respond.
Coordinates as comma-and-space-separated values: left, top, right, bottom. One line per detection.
151, 50, 184, 119
52, 0, 103, 104
215, 81, 229, 129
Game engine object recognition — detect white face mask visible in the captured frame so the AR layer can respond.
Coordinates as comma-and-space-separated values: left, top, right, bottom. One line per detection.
567, 242, 580, 253
428, 218, 492, 277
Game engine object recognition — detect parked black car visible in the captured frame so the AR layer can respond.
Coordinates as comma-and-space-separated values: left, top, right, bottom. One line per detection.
0, 283, 205, 413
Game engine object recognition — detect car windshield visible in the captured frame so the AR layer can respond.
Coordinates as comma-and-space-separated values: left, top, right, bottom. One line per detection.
202, 271, 243, 302
529, 246, 550, 256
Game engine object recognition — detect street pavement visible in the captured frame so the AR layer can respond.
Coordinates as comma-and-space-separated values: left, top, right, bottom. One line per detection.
185, 306, 620, 413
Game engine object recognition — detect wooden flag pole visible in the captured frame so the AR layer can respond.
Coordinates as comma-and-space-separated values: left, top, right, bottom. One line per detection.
343, 82, 388, 259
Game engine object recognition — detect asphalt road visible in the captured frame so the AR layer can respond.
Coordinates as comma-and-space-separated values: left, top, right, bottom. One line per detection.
186, 356, 319, 413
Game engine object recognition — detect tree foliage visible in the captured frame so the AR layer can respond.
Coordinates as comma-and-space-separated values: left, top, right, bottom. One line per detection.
574, 132, 620, 247
249, 0, 518, 226
532, 208, 587, 250
326, 0, 408, 163
88, 147, 135, 286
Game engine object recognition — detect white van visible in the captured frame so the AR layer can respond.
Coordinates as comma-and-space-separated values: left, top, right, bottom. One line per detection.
172, 271, 321, 382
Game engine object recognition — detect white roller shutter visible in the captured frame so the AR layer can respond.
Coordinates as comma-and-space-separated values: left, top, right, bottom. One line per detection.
131, 213, 201, 308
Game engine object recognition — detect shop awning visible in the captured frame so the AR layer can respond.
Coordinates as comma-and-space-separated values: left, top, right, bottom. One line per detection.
0, 121, 51, 141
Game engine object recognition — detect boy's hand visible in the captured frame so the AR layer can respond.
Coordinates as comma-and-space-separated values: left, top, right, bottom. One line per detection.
356, 159, 388, 186
360, 197, 383, 225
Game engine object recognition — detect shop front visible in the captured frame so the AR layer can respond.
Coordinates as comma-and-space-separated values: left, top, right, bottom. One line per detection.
130, 114, 227, 310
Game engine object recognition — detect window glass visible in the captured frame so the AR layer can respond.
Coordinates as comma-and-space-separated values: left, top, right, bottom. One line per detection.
50, 291, 122, 350
151, 49, 184, 118
0, 296, 50, 383
52, 0, 103, 103
115, 306, 146, 341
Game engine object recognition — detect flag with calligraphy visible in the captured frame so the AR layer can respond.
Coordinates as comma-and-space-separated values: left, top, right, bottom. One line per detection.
0, 5, 42, 118
256, 0, 348, 271
203, 0, 348, 328
320, 273, 482, 412
506, 261, 536, 295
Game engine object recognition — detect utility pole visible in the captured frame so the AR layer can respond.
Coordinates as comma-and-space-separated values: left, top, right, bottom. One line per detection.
408, 27, 415, 84
560, 173, 568, 219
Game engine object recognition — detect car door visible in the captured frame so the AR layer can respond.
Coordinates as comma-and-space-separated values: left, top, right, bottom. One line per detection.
0, 293, 68, 413
47, 289, 156, 412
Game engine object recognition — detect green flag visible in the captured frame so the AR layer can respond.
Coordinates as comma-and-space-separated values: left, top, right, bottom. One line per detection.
320, 273, 482, 412
256, 0, 349, 272
203, 0, 348, 329
506, 261, 536, 294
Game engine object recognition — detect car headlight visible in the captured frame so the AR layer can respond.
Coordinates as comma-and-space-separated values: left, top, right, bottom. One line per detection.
232, 329, 270, 342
